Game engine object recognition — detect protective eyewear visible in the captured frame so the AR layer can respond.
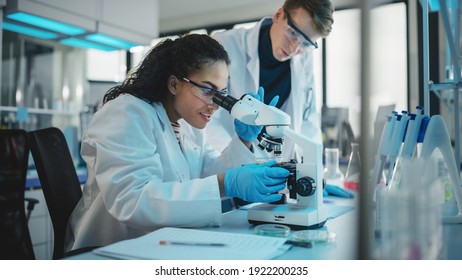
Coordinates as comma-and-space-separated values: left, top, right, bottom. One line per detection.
283, 9, 318, 50
177, 75, 228, 105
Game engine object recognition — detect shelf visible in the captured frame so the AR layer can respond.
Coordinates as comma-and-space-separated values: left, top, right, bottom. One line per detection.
422, 0, 461, 173
0, 106, 76, 116
430, 81, 462, 91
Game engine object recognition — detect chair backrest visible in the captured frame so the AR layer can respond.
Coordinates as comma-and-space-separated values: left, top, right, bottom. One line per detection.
27, 127, 82, 260
0, 129, 35, 260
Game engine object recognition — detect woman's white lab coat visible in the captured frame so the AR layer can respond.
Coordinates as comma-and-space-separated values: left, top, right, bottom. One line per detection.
206, 17, 322, 162
65, 94, 257, 251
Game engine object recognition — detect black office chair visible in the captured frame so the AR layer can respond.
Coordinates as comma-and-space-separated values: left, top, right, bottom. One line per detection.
27, 127, 83, 260
0, 129, 37, 260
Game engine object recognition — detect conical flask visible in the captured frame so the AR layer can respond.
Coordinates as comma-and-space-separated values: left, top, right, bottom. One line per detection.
344, 143, 360, 190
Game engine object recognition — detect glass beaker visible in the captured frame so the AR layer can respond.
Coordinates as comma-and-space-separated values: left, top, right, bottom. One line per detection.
344, 142, 361, 190
323, 148, 344, 187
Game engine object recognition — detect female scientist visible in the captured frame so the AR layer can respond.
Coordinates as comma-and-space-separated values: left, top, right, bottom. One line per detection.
65, 34, 289, 252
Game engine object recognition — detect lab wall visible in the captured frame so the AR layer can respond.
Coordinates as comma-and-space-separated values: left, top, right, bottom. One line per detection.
325, 3, 408, 141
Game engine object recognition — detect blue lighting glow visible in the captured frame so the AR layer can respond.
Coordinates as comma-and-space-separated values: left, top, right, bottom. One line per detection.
2, 22, 58, 39
6, 12, 86, 35
60, 38, 117, 52
428, 0, 459, 11
86, 33, 138, 50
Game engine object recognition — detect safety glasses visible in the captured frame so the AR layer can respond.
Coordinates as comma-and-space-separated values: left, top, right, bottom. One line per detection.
283, 9, 318, 50
176, 75, 227, 105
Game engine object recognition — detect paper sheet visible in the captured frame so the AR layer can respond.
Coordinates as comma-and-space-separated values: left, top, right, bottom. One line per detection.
93, 227, 289, 260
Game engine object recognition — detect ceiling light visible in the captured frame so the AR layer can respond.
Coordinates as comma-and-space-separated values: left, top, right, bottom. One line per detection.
428, 0, 459, 11
60, 38, 117, 52
2, 21, 58, 39
6, 12, 86, 36
85, 33, 138, 50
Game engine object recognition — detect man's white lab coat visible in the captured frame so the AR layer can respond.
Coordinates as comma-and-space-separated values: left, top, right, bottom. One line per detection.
207, 17, 322, 162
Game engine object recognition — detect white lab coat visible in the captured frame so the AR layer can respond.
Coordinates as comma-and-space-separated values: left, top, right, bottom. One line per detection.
66, 94, 257, 251
207, 17, 322, 162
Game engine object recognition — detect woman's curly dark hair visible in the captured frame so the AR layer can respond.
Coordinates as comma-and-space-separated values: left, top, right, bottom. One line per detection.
103, 34, 230, 104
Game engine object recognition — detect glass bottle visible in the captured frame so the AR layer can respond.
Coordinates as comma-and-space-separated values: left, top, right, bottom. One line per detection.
323, 148, 344, 187
344, 142, 361, 190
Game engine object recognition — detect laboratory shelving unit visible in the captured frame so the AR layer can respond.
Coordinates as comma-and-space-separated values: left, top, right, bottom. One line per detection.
359, 0, 462, 260
422, 0, 462, 173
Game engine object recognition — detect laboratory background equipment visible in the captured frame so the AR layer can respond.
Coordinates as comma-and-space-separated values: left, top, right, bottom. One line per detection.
321, 106, 355, 158
372, 106, 462, 259
79, 104, 97, 138
213, 91, 327, 229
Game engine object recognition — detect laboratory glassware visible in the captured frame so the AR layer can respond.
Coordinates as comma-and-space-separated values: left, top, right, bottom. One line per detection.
323, 147, 344, 187
344, 142, 360, 190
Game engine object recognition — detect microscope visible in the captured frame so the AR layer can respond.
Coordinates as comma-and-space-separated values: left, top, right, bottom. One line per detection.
213, 92, 327, 229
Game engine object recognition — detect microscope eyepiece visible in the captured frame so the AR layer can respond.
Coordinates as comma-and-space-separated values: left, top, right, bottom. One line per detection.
212, 92, 238, 112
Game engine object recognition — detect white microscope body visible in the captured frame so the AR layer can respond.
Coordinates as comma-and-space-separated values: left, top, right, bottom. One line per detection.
214, 93, 327, 229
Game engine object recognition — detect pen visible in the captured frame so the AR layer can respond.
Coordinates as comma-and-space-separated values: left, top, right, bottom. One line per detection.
285, 240, 312, 248
159, 240, 227, 247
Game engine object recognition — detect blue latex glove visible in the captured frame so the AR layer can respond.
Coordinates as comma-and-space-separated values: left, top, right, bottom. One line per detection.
234, 87, 279, 142
325, 184, 354, 198
224, 160, 290, 203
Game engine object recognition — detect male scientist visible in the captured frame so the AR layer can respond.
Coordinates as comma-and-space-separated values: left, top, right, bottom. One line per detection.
207, 0, 334, 163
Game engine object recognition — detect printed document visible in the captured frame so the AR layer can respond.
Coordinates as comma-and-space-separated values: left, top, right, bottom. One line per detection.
94, 227, 289, 260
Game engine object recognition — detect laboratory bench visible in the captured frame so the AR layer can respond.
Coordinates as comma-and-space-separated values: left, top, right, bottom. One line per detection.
64, 194, 462, 260
66, 197, 359, 260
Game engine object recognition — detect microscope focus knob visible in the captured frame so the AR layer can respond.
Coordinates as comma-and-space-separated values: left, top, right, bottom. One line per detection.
296, 177, 316, 197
